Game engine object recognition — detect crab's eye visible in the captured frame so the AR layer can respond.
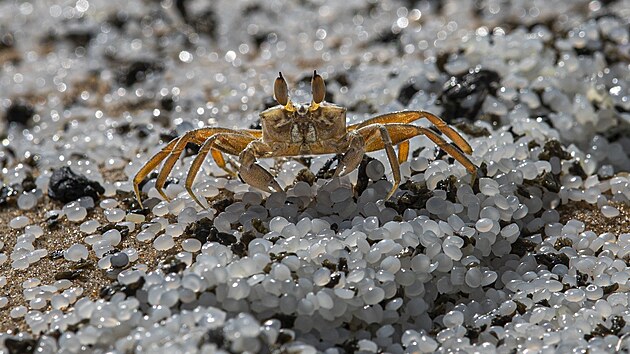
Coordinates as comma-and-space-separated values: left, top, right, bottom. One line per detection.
274, 72, 289, 106
311, 70, 325, 105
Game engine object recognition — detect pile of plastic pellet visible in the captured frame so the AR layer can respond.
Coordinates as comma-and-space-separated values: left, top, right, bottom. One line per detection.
1, 0, 630, 353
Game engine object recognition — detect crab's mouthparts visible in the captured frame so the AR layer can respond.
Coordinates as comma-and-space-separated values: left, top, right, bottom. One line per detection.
296, 105, 309, 115
290, 123, 317, 143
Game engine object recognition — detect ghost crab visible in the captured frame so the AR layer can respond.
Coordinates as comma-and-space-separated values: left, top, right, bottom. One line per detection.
133, 71, 476, 208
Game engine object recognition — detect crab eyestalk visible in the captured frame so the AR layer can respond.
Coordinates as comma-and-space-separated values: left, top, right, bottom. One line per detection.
274, 72, 295, 111
310, 70, 325, 111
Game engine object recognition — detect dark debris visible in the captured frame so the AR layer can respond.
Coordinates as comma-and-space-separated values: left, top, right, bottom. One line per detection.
438, 69, 500, 122
453, 122, 491, 137
436, 175, 458, 203
5, 337, 37, 354
160, 256, 187, 274
0, 184, 19, 207
295, 168, 316, 186
99, 277, 145, 301
185, 217, 237, 246
114, 59, 163, 87
585, 316, 625, 340
538, 140, 571, 161
385, 180, 433, 214
316, 154, 342, 180
48, 167, 105, 203
354, 155, 377, 197
510, 238, 537, 257
534, 252, 570, 269
397, 81, 419, 106
4, 100, 35, 126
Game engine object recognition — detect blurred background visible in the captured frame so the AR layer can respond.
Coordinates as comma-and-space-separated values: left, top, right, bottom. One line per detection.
0, 0, 629, 185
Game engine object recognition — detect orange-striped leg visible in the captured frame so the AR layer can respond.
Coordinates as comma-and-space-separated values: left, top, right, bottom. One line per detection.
155, 128, 244, 201
348, 110, 472, 160
354, 125, 401, 199
186, 133, 255, 207
398, 140, 410, 164
133, 138, 180, 207
349, 111, 420, 165
364, 123, 476, 178
133, 127, 242, 207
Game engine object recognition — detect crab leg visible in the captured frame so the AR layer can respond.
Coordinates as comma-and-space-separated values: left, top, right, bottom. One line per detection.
133, 137, 180, 207
186, 132, 255, 207
351, 125, 401, 199
239, 140, 282, 194
348, 111, 426, 130
348, 110, 473, 163
364, 123, 477, 176
133, 127, 244, 207
333, 132, 366, 178
154, 128, 248, 201
397, 139, 410, 165
215, 128, 261, 174
348, 111, 422, 165
353, 123, 476, 199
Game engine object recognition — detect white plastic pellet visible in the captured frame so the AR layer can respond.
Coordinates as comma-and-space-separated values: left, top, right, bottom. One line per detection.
126, 213, 145, 223
601, 205, 620, 218
9, 216, 30, 229
153, 234, 175, 251
366, 159, 385, 180
104, 208, 126, 222
182, 238, 202, 252
103, 229, 122, 246
17, 193, 38, 210
79, 220, 100, 233
564, 288, 585, 302
64, 244, 89, 261
99, 198, 118, 209
362, 286, 385, 305
24, 225, 43, 238
10, 305, 27, 318
475, 218, 494, 232
136, 230, 155, 242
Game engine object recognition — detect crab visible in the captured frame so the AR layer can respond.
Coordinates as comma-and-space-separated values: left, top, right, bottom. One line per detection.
133, 71, 477, 208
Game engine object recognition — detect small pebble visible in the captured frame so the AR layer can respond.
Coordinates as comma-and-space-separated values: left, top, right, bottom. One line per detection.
110, 252, 130, 268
